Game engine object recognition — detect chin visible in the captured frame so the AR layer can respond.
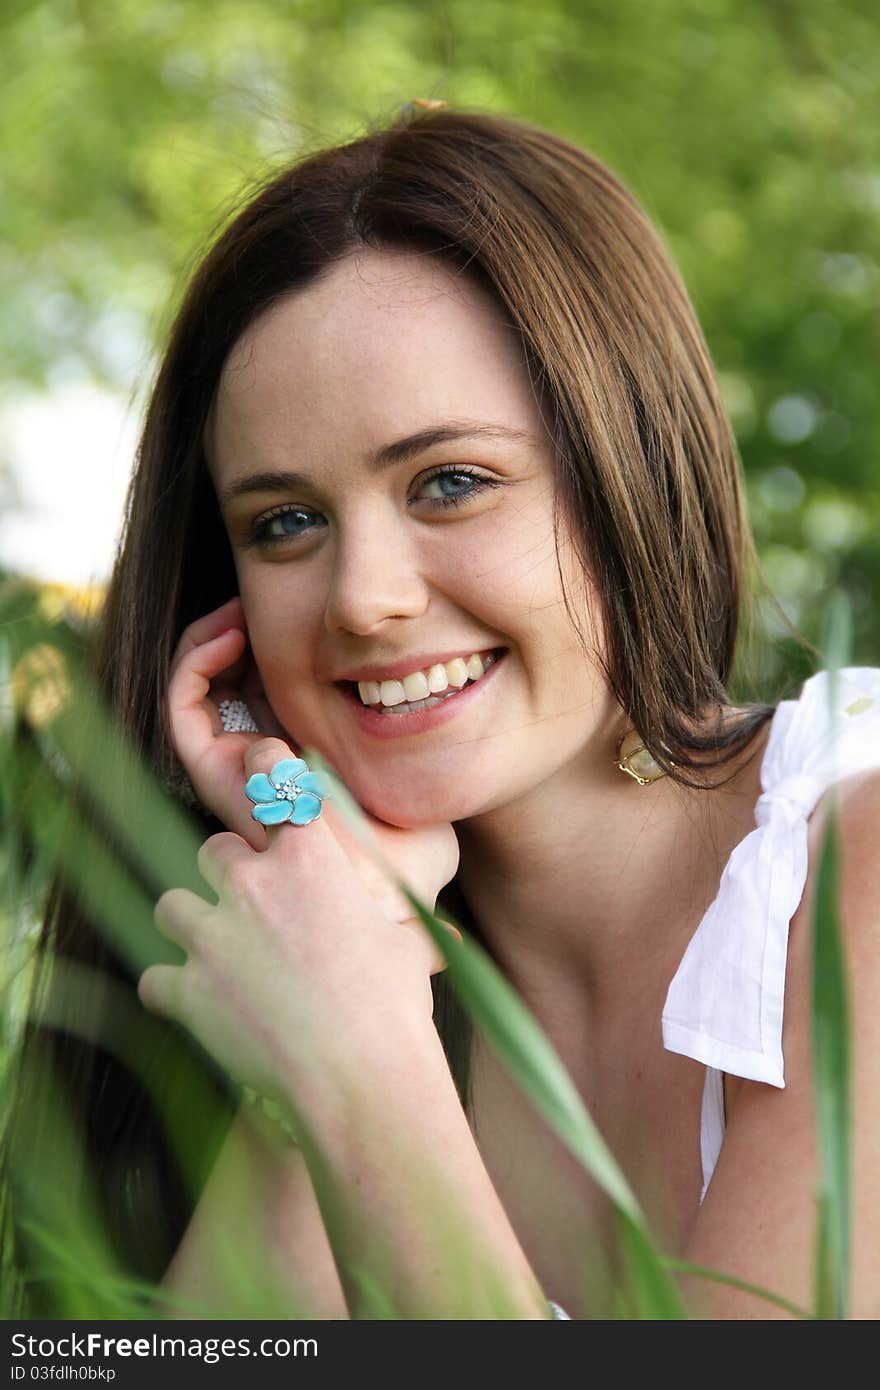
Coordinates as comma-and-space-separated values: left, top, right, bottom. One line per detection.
348, 779, 484, 830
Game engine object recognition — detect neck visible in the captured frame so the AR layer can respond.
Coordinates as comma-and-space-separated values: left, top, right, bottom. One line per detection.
453, 715, 772, 1030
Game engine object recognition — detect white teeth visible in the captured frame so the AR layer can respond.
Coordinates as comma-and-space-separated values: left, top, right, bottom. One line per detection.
402, 670, 430, 702
359, 680, 381, 705
445, 657, 469, 689
426, 664, 450, 694
355, 649, 500, 708
378, 679, 406, 707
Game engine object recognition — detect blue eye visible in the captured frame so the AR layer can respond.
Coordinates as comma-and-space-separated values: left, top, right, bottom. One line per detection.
249, 507, 324, 546
416, 466, 498, 509
245, 465, 499, 548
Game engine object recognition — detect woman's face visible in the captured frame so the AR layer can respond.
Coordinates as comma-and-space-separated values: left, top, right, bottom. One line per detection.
207, 247, 616, 827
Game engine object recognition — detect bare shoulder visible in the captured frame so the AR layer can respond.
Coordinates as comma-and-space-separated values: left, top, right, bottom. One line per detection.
683, 766, 880, 1319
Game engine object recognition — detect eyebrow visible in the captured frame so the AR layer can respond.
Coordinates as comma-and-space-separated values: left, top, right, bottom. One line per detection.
216, 423, 534, 508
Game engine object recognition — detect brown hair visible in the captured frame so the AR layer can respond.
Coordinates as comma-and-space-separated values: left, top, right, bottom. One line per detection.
2, 105, 791, 1312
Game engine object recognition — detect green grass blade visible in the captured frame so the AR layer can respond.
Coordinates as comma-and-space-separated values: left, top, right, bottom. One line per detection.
664, 1258, 813, 1320
811, 593, 854, 1319
811, 788, 851, 1318
615, 1215, 688, 1319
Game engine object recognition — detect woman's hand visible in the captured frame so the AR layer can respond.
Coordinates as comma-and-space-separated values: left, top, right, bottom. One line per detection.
166, 597, 460, 926
166, 596, 287, 848
139, 737, 456, 1117
153, 600, 462, 1102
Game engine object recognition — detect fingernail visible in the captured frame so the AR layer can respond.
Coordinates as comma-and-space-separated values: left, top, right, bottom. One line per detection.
438, 918, 463, 943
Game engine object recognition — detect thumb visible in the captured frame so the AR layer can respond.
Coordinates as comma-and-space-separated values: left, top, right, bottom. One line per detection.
400, 913, 463, 976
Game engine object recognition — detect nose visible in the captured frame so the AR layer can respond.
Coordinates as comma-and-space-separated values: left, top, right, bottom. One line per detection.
323, 513, 430, 637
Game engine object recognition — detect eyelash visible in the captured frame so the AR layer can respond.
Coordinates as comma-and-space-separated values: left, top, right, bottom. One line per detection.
244, 466, 500, 548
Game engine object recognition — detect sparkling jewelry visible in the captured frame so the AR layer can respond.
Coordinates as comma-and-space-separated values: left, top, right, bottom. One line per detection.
245, 756, 331, 826
218, 698, 259, 733
614, 728, 671, 785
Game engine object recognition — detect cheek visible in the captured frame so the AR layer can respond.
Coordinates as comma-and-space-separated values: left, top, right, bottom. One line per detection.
240, 564, 319, 650
240, 580, 318, 715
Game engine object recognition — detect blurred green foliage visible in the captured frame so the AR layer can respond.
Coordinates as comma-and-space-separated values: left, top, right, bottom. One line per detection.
2, 0, 879, 684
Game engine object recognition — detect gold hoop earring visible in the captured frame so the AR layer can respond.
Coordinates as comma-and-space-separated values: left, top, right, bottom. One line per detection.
614, 728, 672, 785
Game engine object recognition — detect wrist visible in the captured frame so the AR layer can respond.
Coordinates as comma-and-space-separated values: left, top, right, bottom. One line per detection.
285, 1012, 453, 1156
278, 1021, 552, 1320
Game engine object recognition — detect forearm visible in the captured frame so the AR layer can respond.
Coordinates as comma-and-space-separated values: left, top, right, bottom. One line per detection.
158, 1106, 348, 1320
290, 1021, 551, 1320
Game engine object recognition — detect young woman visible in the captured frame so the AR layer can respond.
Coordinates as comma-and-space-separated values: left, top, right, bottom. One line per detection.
5, 104, 880, 1320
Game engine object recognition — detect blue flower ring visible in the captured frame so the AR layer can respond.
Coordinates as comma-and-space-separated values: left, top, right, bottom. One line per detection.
245, 757, 332, 827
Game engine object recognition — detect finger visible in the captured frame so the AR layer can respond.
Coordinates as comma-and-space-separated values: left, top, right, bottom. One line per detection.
154, 886, 212, 949
196, 830, 254, 897
350, 817, 460, 918
243, 737, 326, 843
168, 627, 248, 757
137, 962, 184, 1018
437, 916, 464, 945
398, 915, 460, 975
317, 803, 457, 928
166, 638, 274, 851
169, 598, 246, 679
243, 737, 304, 778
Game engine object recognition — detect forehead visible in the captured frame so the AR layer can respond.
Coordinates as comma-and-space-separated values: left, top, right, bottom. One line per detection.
208, 248, 542, 473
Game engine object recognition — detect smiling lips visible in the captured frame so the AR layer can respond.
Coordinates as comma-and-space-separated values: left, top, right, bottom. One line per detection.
356, 649, 500, 712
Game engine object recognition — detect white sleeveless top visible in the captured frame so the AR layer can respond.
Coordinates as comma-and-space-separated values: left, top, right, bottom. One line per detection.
662, 665, 880, 1201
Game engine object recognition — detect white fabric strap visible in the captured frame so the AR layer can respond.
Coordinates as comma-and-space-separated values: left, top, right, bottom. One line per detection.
699, 1066, 725, 1203
662, 667, 880, 1088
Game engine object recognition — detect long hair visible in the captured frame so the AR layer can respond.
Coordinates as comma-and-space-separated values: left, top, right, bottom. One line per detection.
1, 105, 794, 1313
